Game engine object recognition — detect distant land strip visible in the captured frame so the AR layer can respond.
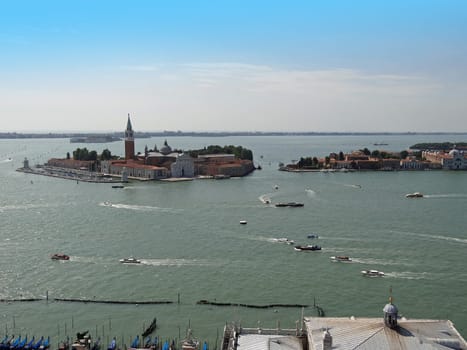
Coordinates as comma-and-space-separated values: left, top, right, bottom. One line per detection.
1, 131, 466, 139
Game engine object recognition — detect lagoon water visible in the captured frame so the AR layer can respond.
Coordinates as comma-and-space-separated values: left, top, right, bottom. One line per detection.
1, 134, 467, 346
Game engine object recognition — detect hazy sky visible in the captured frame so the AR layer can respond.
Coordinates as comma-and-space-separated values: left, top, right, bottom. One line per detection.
1, 0, 466, 132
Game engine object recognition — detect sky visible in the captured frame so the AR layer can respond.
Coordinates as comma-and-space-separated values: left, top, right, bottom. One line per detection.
1, 0, 467, 133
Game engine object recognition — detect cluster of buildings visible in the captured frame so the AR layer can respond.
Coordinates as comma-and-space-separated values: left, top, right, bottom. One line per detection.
221, 298, 467, 350
287, 147, 467, 171
47, 115, 255, 181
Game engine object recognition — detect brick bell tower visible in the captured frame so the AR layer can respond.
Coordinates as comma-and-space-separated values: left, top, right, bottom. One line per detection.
125, 113, 135, 160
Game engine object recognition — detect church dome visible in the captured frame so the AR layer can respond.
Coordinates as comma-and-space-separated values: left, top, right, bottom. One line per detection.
160, 140, 172, 155
383, 303, 398, 314
449, 149, 459, 157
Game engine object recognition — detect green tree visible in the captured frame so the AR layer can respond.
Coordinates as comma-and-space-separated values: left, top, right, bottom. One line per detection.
88, 150, 98, 161
371, 150, 380, 158
101, 149, 112, 160
400, 150, 409, 159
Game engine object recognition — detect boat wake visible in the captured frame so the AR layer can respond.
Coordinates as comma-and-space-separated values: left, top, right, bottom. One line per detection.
423, 194, 467, 199
384, 271, 431, 280
0, 203, 50, 212
352, 258, 413, 266
0, 158, 13, 163
391, 230, 467, 245
305, 189, 317, 197
258, 194, 273, 204
140, 258, 212, 267
99, 202, 182, 213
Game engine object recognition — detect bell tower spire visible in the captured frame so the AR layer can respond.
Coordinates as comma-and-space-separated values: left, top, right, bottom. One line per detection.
125, 113, 135, 160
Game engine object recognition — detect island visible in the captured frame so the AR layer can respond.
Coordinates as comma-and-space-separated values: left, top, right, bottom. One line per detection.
281, 145, 467, 172
16, 116, 256, 182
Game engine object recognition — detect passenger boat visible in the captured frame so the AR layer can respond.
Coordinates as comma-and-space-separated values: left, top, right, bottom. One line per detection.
330, 256, 352, 262
275, 202, 304, 207
361, 269, 385, 277
51, 253, 70, 261
294, 245, 321, 251
405, 192, 423, 198
119, 257, 141, 264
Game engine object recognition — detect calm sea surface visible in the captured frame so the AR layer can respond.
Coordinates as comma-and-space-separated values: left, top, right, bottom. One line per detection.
1, 134, 466, 346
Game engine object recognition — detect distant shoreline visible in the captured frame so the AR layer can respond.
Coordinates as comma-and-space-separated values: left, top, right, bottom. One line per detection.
1, 131, 466, 139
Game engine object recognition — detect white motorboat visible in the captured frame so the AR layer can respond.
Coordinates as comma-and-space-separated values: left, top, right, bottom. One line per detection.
119, 257, 141, 264
330, 256, 352, 262
239, 220, 247, 225
361, 269, 385, 277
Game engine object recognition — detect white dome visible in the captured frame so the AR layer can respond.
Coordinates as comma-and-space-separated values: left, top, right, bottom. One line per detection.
383, 303, 398, 314
449, 149, 459, 157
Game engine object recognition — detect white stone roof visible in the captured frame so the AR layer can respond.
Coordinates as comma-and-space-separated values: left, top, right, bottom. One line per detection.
236, 334, 304, 350
304, 317, 467, 350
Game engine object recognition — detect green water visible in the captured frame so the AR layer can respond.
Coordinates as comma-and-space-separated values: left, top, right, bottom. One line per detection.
0, 135, 466, 346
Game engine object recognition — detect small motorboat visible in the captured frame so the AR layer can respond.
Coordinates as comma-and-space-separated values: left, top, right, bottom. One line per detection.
51, 253, 70, 261
275, 202, 304, 208
307, 233, 319, 239
330, 256, 352, 262
119, 257, 141, 264
405, 192, 423, 198
112, 185, 125, 189
239, 220, 247, 225
294, 245, 321, 251
361, 269, 385, 277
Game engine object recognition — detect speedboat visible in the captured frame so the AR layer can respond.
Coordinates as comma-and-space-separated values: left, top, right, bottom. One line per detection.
361, 269, 385, 277
330, 256, 352, 262
294, 245, 321, 251
275, 202, 304, 207
307, 233, 319, 239
51, 253, 70, 261
239, 220, 247, 225
119, 257, 141, 264
406, 192, 423, 198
